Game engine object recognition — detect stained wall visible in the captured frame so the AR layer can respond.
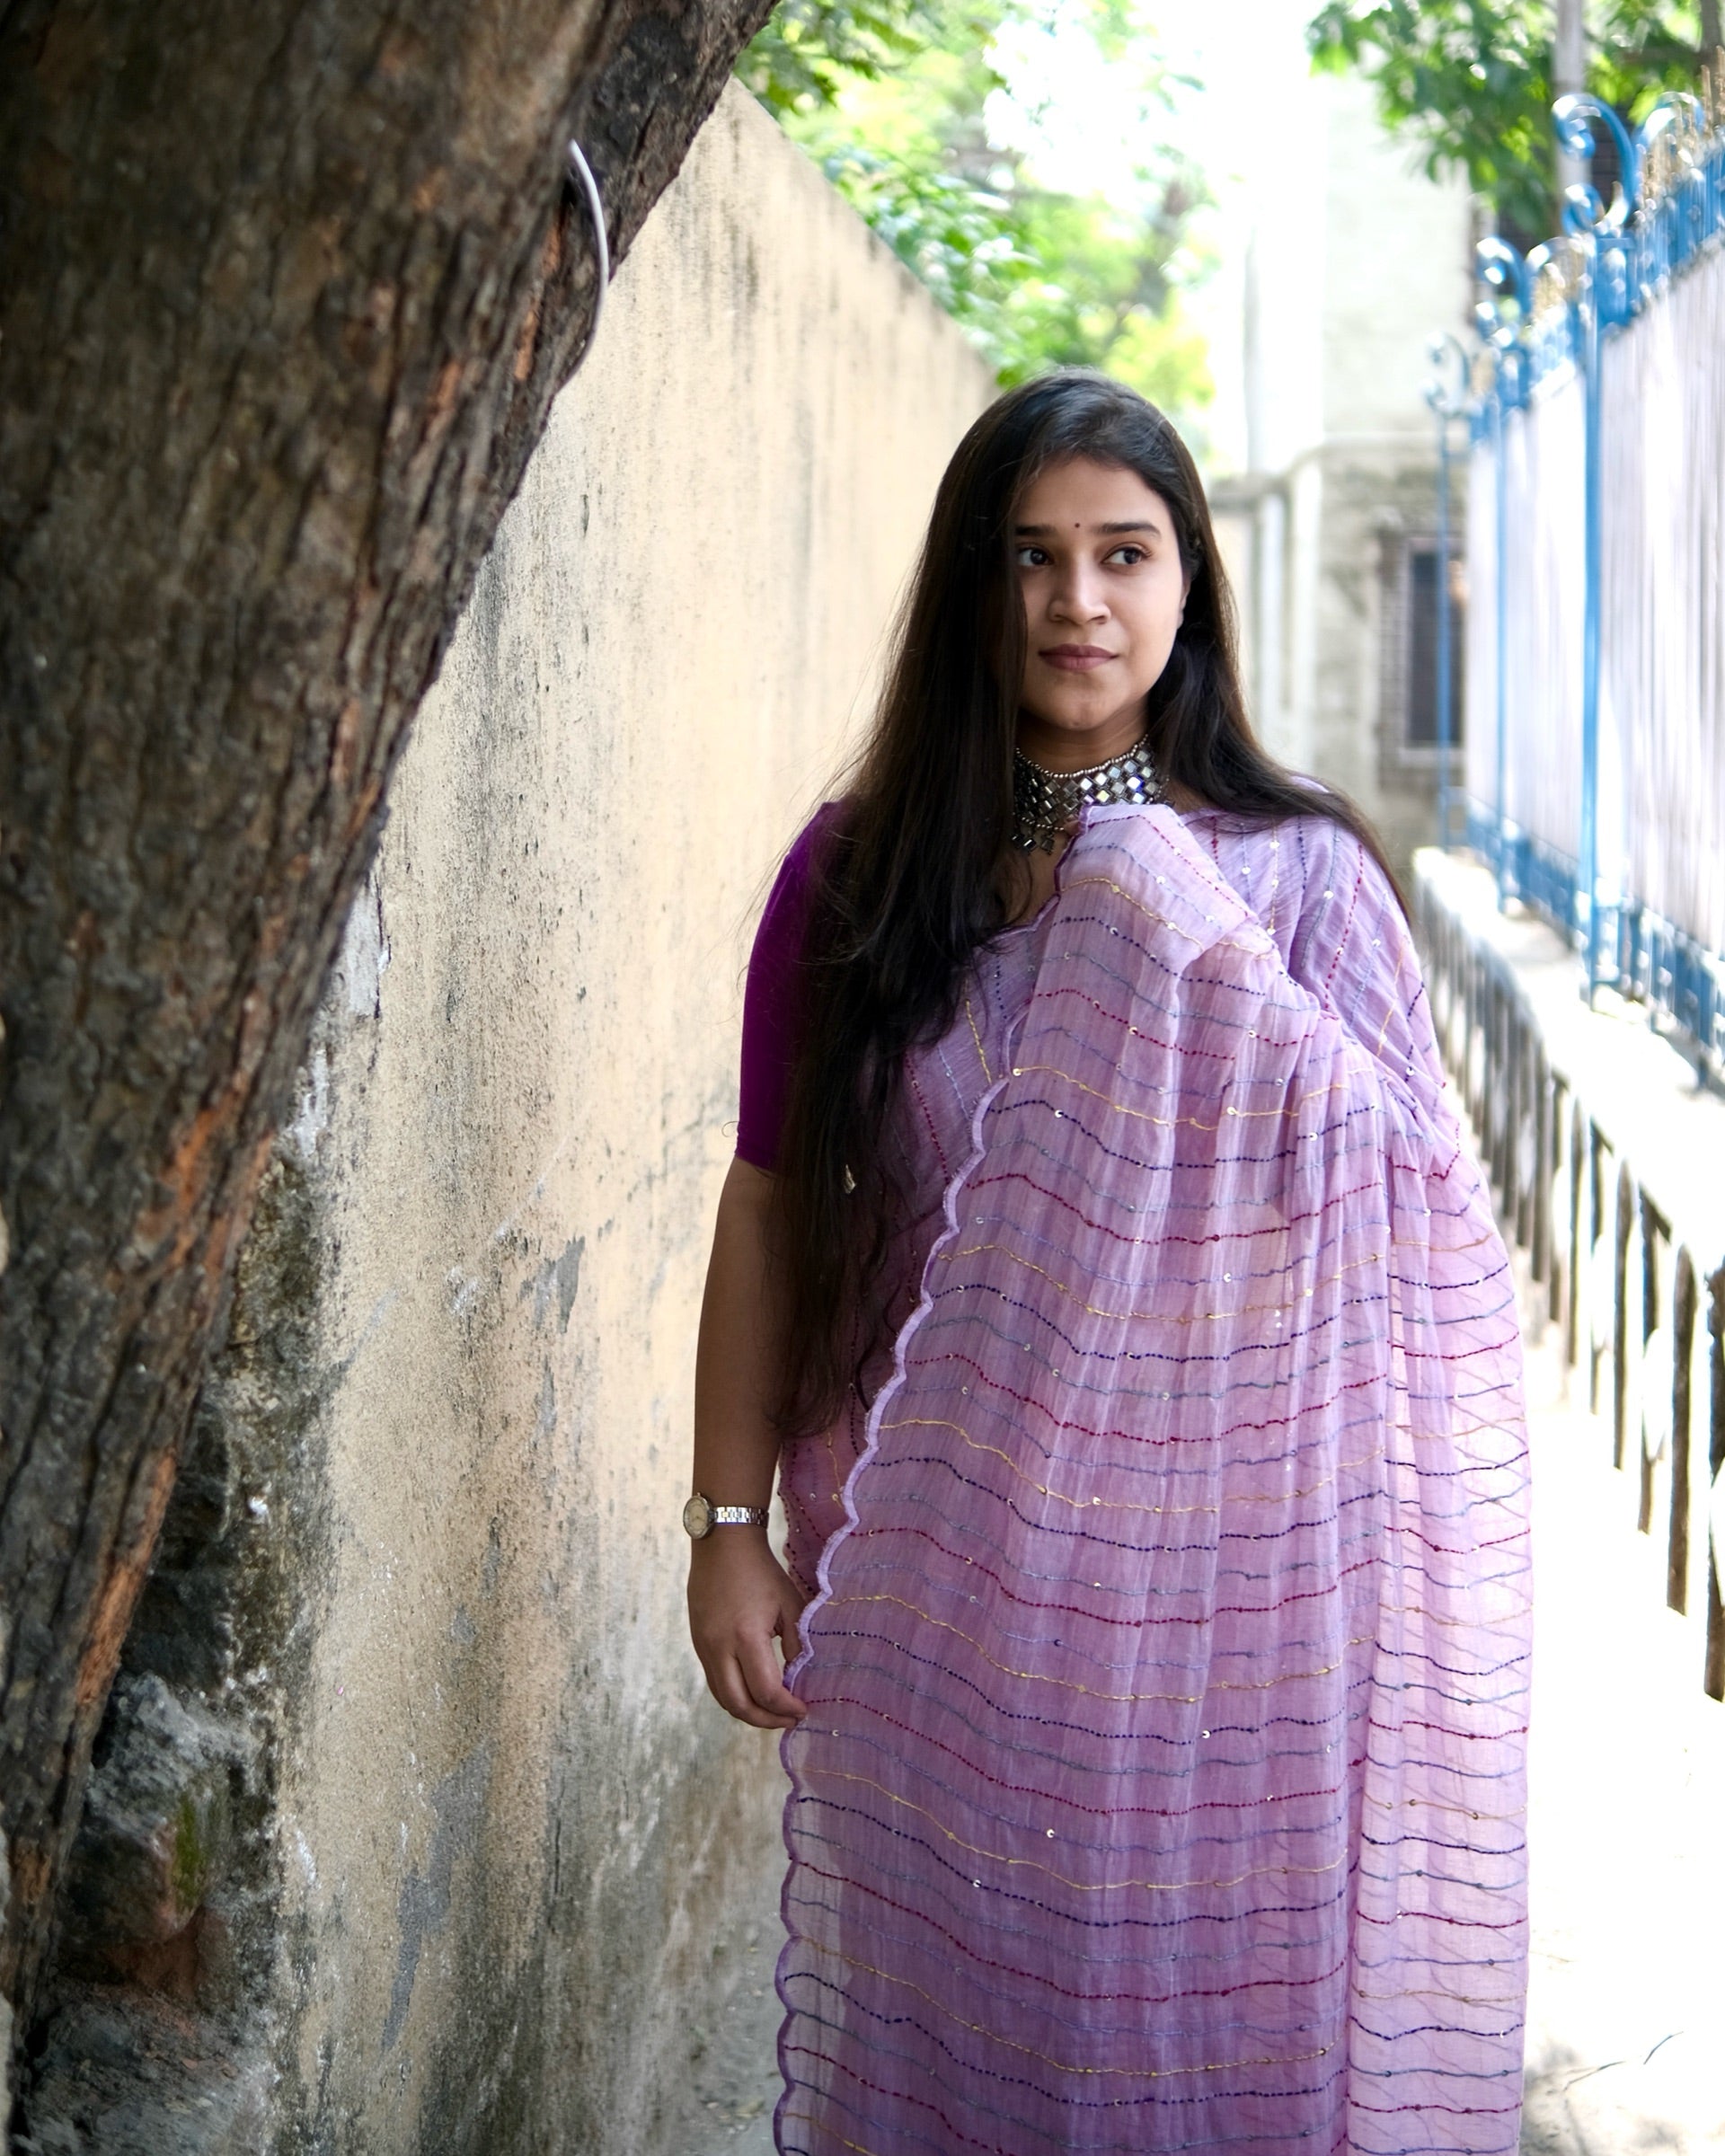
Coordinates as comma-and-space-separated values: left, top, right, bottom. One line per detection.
277, 84, 988, 2152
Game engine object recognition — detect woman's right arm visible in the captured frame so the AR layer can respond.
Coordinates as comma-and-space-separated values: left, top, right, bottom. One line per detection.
687, 1156, 809, 1730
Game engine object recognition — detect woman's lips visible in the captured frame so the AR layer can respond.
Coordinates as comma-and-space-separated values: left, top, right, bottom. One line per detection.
1039, 645, 1116, 673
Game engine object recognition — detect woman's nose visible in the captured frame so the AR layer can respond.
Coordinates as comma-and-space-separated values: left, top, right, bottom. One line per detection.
1049, 567, 1106, 622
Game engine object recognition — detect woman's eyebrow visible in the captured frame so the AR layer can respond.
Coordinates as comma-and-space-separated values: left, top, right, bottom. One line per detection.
1013, 518, 1163, 536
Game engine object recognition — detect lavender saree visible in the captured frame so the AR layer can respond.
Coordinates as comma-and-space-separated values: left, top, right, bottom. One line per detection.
771, 803, 1529, 2156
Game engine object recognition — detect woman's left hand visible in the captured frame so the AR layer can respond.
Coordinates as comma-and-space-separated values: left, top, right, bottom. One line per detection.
687, 1527, 809, 1730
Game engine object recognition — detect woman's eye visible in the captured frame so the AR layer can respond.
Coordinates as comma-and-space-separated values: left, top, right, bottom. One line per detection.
1108, 544, 1147, 567
1014, 545, 1049, 569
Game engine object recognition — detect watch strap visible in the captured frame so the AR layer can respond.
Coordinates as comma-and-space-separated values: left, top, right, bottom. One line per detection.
684, 1491, 770, 1537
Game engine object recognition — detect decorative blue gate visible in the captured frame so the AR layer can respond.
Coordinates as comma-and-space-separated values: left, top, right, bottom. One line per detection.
1422, 84, 1725, 1701
1429, 84, 1725, 1070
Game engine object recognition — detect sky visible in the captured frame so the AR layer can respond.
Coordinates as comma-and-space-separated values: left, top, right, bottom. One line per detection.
989, 0, 1315, 200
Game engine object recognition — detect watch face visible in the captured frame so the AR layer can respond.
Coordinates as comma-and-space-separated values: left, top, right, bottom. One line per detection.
683, 1493, 712, 1539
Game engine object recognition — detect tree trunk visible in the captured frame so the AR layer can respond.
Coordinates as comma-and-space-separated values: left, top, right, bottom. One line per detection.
0, 0, 772, 2027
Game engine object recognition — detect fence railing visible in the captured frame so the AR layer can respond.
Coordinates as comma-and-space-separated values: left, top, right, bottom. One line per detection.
1429, 79, 1725, 1077
1417, 864, 1725, 1701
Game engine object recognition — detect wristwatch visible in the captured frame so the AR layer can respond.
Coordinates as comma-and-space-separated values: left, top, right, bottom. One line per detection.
683, 1492, 770, 1539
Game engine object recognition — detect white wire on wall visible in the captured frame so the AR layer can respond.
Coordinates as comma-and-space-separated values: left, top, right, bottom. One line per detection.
1600, 240, 1725, 958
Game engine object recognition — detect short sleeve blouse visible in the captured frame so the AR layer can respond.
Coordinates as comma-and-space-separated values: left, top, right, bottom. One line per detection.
735, 804, 842, 1171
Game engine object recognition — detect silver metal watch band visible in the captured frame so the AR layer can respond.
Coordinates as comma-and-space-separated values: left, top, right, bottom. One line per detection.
684, 1491, 771, 1538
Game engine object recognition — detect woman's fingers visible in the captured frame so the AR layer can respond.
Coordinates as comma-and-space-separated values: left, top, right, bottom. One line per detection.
693, 1639, 764, 1725
689, 1608, 803, 1727
738, 1625, 808, 1723
705, 1646, 802, 1730
692, 1610, 807, 1727
686, 1537, 810, 1727
774, 1581, 809, 1660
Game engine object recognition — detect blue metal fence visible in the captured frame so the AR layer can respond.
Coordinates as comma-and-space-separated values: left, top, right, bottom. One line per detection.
1417, 868, 1725, 1700
1431, 83, 1725, 1075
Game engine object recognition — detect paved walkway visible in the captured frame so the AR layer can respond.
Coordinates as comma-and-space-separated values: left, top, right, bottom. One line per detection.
1517, 1289, 1725, 2154
668, 1293, 1725, 2156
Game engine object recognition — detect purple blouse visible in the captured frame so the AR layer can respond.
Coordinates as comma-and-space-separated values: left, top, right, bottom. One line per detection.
735, 804, 841, 1171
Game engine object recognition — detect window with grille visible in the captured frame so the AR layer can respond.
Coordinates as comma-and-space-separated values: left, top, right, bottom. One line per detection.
1404, 543, 1465, 749
1379, 533, 1465, 772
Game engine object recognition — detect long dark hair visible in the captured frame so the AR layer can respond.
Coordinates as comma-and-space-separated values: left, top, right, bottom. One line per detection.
770, 370, 1396, 1436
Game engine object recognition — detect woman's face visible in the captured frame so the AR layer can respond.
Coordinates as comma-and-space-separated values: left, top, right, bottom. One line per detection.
1013, 455, 1189, 768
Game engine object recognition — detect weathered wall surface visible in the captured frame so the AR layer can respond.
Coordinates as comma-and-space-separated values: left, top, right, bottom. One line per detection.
22, 84, 989, 2156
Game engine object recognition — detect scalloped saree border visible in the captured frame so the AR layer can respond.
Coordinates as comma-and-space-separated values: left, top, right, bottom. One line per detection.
766, 817, 1119, 2155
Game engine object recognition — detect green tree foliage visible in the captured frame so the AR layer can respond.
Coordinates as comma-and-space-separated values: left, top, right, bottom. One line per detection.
1307, 0, 1720, 243
741, 0, 960, 114
739, 0, 1212, 419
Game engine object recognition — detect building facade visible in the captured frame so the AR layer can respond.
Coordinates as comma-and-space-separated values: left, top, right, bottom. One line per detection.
1207, 68, 1474, 876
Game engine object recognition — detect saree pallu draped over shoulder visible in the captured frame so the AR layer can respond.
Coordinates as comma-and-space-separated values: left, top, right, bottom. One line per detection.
774, 805, 1530, 2156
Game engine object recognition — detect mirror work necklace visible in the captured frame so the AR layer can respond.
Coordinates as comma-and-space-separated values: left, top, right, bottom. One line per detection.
1011, 734, 1164, 853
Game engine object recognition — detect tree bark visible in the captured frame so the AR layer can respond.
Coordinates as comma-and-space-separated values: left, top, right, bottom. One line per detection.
0, 0, 772, 2024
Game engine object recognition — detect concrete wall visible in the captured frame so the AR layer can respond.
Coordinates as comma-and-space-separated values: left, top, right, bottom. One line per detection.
24, 84, 990, 2156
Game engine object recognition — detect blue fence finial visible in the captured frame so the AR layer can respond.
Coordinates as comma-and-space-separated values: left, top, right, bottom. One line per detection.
1552, 93, 1641, 231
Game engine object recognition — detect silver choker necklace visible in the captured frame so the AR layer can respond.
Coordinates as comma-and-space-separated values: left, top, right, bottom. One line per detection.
1012, 735, 1164, 853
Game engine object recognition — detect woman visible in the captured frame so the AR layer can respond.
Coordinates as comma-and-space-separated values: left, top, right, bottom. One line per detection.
688, 373, 1529, 2156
